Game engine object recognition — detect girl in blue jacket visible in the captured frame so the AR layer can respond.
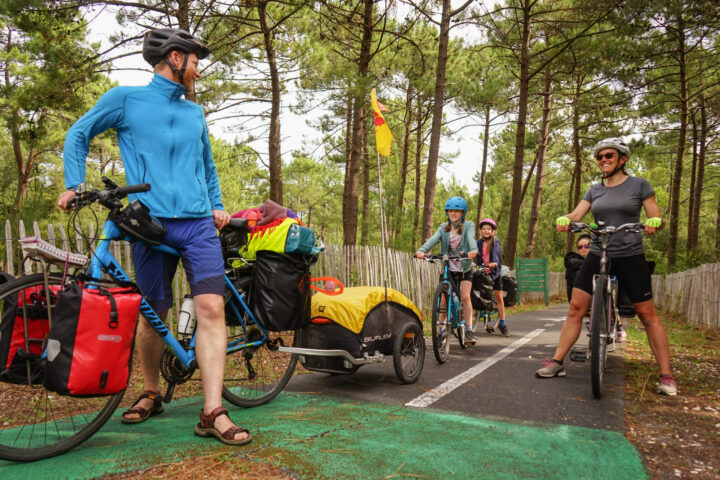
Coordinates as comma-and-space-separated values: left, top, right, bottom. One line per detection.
416, 196, 478, 344
477, 218, 508, 336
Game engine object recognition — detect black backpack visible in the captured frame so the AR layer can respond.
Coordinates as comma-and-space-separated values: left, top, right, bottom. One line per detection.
471, 270, 495, 311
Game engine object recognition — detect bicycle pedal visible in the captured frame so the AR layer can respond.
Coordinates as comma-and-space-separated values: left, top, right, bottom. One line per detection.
569, 350, 587, 362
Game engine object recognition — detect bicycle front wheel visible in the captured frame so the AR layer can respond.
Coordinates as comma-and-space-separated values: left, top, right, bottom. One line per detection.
590, 275, 609, 399
431, 285, 450, 364
0, 274, 124, 462
222, 325, 299, 408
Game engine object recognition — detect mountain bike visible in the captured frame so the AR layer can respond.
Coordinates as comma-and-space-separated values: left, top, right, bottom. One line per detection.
0, 178, 300, 462
417, 254, 473, 364
567, 221, 645, 398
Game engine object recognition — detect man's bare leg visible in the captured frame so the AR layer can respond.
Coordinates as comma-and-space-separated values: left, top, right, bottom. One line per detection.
194, 293, 250, 442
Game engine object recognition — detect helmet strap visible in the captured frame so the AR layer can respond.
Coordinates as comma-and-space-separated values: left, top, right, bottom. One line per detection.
162, 51, 189, 87
601, 159, 626, 185
446, 214, 464, 229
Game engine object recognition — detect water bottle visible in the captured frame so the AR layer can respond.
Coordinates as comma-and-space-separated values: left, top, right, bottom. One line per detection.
177, 295, 196, 337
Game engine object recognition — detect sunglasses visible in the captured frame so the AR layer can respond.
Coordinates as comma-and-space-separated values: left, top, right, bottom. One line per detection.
596, 152, 616, 161
577, 244, 590, 250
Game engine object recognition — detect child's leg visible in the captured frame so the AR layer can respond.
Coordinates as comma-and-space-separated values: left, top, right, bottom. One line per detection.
460, 279, 473, 328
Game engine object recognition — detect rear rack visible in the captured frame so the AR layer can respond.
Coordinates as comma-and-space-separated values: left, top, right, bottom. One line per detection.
20, 236, 88, 267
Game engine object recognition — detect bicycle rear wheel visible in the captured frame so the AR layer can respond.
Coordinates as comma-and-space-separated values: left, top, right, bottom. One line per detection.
0, 274, 124, 462
431, 285, 450, 364
590, 275, 609, 399
222, 316, 299, 407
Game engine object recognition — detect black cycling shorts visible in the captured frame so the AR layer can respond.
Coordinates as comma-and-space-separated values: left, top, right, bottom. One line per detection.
492, 275, 503, 291
573, 253, 653, 304
447, 270, 472, 285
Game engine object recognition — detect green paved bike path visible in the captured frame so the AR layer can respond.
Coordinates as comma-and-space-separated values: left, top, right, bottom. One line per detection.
0, 392, 647, 479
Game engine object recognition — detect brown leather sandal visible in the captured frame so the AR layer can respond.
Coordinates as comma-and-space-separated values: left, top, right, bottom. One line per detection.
194, 407, 252, 446
121, 390, 164, 424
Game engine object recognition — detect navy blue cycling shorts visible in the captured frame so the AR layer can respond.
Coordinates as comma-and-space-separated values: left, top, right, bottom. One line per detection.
131, 217, 224, 314
573, 253, 653, 304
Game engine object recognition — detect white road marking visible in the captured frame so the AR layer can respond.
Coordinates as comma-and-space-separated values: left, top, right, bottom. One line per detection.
406, 328, 548, 408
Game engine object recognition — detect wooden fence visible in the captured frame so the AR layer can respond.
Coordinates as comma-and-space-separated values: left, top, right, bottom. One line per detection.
652, 262, 720, 330
1, 219, 572, 320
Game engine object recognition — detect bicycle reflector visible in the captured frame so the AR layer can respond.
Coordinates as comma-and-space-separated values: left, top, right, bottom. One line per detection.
113, 200, 167, 246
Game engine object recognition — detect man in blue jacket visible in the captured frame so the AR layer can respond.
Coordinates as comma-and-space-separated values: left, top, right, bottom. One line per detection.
57, 29, 250, 446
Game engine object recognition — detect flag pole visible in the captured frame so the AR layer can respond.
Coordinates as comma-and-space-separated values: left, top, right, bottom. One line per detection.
377, 151, 388, 281
377, 151, 390, 316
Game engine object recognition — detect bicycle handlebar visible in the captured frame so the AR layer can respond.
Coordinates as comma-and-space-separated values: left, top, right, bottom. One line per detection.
414, 253, 473, 263
569, 221, 645, 235
67, 177, 151, 210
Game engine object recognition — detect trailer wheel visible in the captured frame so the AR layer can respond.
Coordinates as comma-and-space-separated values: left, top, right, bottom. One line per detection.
393, 321, 425, 384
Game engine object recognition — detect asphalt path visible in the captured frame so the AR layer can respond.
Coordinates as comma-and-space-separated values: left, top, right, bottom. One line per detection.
1, 304, 640, 479
287, 303, 626, 432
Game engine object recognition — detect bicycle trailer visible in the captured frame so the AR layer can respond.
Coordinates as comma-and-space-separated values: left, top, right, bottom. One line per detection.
281, 286, 425, 384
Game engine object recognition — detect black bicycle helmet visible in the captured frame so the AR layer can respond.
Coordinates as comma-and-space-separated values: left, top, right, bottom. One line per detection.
142, 28, 210, 66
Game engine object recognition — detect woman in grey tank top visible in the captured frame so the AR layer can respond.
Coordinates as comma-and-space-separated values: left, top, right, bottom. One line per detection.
535, 137, 676, 396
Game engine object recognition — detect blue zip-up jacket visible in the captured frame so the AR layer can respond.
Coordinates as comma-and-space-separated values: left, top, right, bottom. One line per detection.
63, 74, 223, 218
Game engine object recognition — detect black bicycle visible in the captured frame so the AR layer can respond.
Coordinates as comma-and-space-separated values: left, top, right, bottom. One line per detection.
568, 221, 645, 398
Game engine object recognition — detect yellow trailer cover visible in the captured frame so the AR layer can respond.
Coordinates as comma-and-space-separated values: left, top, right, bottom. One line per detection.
310, 286, 421, 334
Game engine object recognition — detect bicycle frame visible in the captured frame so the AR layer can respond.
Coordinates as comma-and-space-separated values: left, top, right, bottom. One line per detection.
89, 218, 266, 370
590, 228, 619, 344
437, 256, 463, 329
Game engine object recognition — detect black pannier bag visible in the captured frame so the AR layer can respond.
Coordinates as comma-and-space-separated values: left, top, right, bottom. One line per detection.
502, 275, 518, 307
250, 251, 316, 331
0, 273, 58, 385
224, 265, 254, 327
471, 270, 495, 311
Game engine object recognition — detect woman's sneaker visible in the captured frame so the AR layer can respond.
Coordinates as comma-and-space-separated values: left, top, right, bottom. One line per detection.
616, 326, 627, 343
465, 329, 476, 345
657, 375, 677, 396
498, 323, 509, 336
535, 359, 566, 378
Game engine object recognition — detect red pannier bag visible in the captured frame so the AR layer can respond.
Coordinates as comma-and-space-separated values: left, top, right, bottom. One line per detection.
44, 281, 141, 396
0, 275, 58, 385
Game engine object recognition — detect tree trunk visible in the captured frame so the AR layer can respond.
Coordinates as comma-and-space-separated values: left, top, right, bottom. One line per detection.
568, 74, 583, 252
421, 0, 452, 241
175, 0, 196, 103
687, 109, 697, 251
259, 1, 283, 204
667, 15, 688, 267
394, 84, 414, 245
503, 0, 533, 267
361, 125, 370, 245
524, 71, 552, 258
413, 100, 425, 247
342, 0, 373, 246
689, 93, 707, 251
716, 193, 720, 263
475, 106, 491, 234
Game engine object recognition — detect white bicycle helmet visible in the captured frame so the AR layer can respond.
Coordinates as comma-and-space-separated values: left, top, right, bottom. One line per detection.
592, 137, 630, 158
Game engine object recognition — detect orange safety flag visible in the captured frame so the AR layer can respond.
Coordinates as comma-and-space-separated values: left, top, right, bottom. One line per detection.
370, 88, 393, 157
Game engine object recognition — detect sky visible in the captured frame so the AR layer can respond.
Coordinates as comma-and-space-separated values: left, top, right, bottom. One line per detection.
84, 4, 499, 191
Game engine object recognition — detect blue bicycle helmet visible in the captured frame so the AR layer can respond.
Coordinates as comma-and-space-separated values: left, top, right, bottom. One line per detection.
444, 196, 467, 227
444, 196, 467, 214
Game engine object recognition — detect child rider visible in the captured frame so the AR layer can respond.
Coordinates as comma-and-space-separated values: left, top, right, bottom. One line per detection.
415, 196, 479, 344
